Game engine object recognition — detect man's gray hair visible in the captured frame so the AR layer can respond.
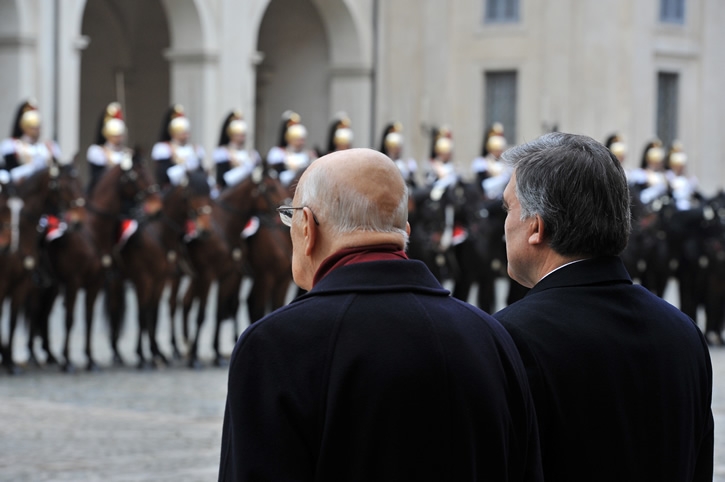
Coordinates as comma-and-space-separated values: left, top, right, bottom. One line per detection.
501, 132, 631, 257
295, 161, 410, 243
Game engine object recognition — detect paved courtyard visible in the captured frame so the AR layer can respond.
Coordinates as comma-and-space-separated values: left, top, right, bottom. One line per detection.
0, 280, 724, 481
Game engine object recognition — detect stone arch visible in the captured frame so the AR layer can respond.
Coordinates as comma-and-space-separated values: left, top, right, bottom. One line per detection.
79, 0, 170, 177
0, 0, 32, 135
159, 0, 217, 162
160, 0, 215, 52
253, 0, 372, 155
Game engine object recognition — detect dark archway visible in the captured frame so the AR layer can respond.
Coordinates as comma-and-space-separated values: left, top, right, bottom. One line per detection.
255, 0, 330, 157
80, 0, 170, 170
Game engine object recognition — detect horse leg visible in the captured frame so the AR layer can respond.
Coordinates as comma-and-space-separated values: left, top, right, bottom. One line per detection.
5, 284, 29, 375
148, 282, 169, 367
61, 282, 79, 373
189, 276, 212, 369
134, 278, 152, 370
167, 273, 183, 359
213, 273, 242, 365
245, 278, 263, 325
38, 284, 60, 366
84, 280, 102, 371
247, 274, 275, 324
181, 278, 197, 351
105, 274, 126, 366
24, 286, 41, 367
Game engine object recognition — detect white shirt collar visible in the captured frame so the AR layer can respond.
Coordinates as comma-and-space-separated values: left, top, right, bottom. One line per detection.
539, 258, 588, 283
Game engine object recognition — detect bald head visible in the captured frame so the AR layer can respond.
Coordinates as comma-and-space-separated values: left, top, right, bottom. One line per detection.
295, 148, 409, 240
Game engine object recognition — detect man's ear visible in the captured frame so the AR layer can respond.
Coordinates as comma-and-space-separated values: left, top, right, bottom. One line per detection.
405, 221, 411, 237
528, 215, 545, 245
303, 206, 317, 256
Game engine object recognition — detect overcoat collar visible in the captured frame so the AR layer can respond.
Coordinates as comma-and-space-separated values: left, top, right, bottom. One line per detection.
528, 255, 632, 296
295, 259, 450, 300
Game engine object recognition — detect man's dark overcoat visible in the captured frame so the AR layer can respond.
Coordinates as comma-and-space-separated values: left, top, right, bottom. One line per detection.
219, 259, 543, 481
494, 255, 714, 481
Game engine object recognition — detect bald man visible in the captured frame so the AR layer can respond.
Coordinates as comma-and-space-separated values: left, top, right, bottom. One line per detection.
218, 148, 543, 481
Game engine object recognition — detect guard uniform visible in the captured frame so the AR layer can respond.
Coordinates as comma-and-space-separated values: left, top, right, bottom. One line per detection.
629, 140, 669, 205
471, 122, 511, 200
212, 110, 261, 190
151, 104, 205, 188
666, 142, 700, 210
425, 127, 458, 191
86, 102, 133, 194
379, 122, 418, 188
266, 110, 316, 186
1, 100, 62, 182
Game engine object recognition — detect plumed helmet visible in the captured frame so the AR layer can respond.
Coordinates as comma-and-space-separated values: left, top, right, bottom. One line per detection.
93, 102, 125, 144
486, 134, 507, 153
12, 99, 40, 138
605, 133, 626, 159
158, 104, 187, 142
102, 118, 126, 139
641, 139, 664, 169
668, 140, 687, 167
431, 126, 453, 158
379, 122, 403, 154
285, 123, 307, 143
218, 110, 246, 146
481, 122, 506, 157
278, 110, 301, 147
327, 112, 353, 153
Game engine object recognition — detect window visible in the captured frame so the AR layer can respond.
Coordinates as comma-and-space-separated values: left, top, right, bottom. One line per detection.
660, 0, 685, 24
656, 72, 679, 149
485, 71, 517, 144
484, 0, 520, 23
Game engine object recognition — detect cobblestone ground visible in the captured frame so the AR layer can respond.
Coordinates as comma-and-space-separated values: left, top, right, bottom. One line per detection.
0, 280, 724, 481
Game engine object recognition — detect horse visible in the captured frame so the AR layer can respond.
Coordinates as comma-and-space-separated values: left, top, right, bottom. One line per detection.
25, 164, 95, 372
621, 187, 673, 298
448, 181, 509, 312
239, 169, 294, 324
84, 158, 162, 367
134, 168, 216, 368
0, 163, 83, 373
172, 166, 290, 368
407, 183, 460, 283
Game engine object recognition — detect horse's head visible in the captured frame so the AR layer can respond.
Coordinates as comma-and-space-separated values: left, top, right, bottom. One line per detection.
94, 156, 162, 216
221, 165, 289, 222
250, 166, 290, 217
164, 169, 213, 236
49, 164, 87, 227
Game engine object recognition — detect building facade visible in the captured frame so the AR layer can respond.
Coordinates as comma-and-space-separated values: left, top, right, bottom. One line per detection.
1, 0, 724, 192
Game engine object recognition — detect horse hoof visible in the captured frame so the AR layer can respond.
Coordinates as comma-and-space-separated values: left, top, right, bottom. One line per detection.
46, 354, 60, 366
62, 362, 76, 374
172, 348, 183, 361
154, 353, 169, 367
136, 360, 153, 371
27, 355, 41, 368
87, 361, 102, 373
188, 358, 203, 370
213, 356, 229, 368
5, 363, 23, 376
113, 354, 126, 367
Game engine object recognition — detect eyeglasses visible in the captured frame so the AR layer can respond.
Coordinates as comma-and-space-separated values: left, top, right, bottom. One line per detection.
276, 205, 320, 227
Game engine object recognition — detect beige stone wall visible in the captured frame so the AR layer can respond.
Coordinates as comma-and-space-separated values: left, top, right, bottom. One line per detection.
1, 0, 723, 192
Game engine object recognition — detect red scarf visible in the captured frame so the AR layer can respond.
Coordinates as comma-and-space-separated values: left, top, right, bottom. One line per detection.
313, 243, 408, 286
